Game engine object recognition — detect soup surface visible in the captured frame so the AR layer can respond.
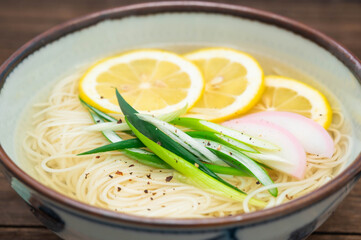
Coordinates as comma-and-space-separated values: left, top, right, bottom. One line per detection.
17, 46, 351, 218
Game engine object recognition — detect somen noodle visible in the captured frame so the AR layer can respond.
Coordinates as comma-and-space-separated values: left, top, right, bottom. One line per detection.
19, 65, 351, 219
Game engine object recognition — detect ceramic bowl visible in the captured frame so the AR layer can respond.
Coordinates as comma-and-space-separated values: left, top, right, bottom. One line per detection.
0, 2, 360, 240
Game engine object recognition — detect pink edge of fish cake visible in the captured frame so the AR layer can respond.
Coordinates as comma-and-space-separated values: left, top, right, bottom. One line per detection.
222, 119, 306, 179
240, 111, 334, 158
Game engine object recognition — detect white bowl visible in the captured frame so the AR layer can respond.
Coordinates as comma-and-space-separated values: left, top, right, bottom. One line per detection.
0, 2, 360, 240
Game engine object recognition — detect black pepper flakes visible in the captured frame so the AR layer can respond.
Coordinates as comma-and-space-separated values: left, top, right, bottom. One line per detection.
109, 175, 113, 178
150, 197, 154, 200
129, 164, 134, 167
146, 174, 151, 179
96, 155, 100, 159
165, 176, 173, 182
147, 181, 150, 185
152, 192, 156, 196
100, 96, 104, 99
286, 194, 293, 200
144, 190, 148, 193
85, 173, 89, 179
117, 119, 123, 124
96, 120, 100, 123
117, 187, 121, 192
147, 208, 151, 211
207, 141, 211, 146
157, 141, 162, 146
256, 181, 260, 185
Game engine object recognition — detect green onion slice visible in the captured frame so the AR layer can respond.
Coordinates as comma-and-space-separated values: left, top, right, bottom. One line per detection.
85, 104, 188, 132
186, 131, 258, 153
137, 113, 224, 165
196, 138, 278, 197
126, 117, 266, 207
115, 89, 243, 193
171, 117, 279, 151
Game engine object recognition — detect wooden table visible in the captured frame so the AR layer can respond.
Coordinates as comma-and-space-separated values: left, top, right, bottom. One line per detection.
0, 0, 360, 239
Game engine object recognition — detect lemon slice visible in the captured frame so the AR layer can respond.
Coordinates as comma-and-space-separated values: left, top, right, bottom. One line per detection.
79, 50, 204, 115
184, 48, 264, 122
251, 75, 332, 128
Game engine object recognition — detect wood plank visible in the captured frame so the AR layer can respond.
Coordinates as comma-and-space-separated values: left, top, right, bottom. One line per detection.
0, 227, 61, 240
0, 173, 41, 226
0, 227, 360, 240
309, 234, 361, 240
317, 181, 361, 233
0, 0, 360, 239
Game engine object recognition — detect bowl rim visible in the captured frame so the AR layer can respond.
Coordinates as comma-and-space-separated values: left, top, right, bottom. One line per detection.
0, 1, 360, 229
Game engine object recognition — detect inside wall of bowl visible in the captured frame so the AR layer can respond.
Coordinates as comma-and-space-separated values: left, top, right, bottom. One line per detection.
0, 12, 360, 168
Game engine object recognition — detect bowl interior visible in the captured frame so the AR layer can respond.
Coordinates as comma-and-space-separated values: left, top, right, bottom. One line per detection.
0, 12, 360, 172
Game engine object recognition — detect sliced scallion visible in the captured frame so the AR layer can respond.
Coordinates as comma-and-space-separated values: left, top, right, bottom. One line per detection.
80, 98, 117, 122
80, 103, 251, 176
82, 102, 170, 169
186, 131, 258, 153
195, 138, 278, 197
115, 89, 244, 193
171, 117, 279, 151
137, 113, 224, 165
126, 117, 266, 207
85, 104, 188, 132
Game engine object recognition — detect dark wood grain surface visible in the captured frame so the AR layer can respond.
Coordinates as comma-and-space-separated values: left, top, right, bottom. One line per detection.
0, 0, 360, 239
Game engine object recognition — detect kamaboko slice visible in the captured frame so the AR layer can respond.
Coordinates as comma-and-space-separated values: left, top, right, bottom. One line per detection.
240, 111, 334, 158
222, 119, 306, 179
